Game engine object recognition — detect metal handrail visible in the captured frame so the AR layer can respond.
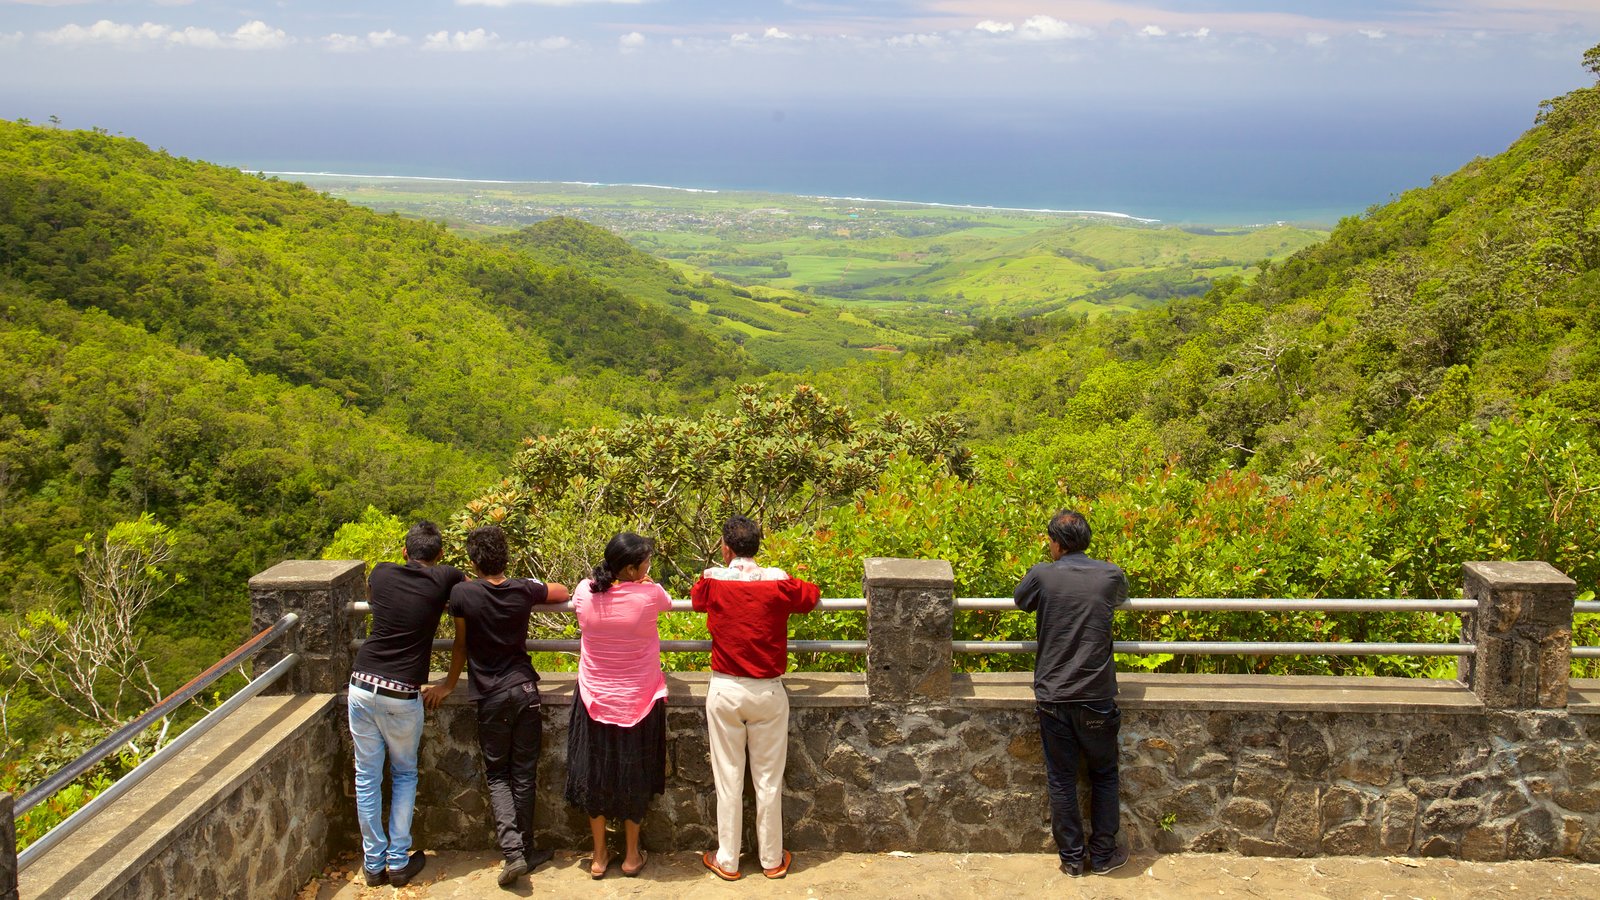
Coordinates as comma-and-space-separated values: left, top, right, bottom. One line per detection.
347, 598, 868, 615
17, 652, 300, 870
1574, 647, 1600, 659
956, 597, 1479, 612
1577, 601, 1600, 613
954, 641, 1478, 656
15, 612, 301, 817
348, 638, 867, 654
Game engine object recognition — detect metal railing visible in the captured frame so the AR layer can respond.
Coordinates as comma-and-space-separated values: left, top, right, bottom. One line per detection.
346, 596, 1490, 658
1575, 598, 1600, 660
15, 613, 301, 869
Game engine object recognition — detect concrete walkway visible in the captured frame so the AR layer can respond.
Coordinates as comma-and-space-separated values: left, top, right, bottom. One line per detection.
299, 849, 1600, 899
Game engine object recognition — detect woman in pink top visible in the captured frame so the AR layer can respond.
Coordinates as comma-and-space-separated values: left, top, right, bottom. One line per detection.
564, 532, 671, 879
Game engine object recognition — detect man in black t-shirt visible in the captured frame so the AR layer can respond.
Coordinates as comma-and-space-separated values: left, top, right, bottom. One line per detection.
428, 525, 570, 887
349, 521, 465, 888
1014, 509, 1130, 878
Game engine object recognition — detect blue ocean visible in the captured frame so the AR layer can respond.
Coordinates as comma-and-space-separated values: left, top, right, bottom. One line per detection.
3, 93, 1543, 226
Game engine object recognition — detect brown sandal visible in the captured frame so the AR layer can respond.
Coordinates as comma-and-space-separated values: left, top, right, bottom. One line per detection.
702, 851, 741, 881
764, 850, 793, 879
622, 851, 648, 878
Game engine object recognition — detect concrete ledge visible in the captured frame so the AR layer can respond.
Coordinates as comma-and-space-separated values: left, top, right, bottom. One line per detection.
863, 557, 955, 589
425, 671, 869, 708
1570, 678, 1600, 714
248, 559, 364, 591
954, 672, 1486, 714
20, 693, 340, 900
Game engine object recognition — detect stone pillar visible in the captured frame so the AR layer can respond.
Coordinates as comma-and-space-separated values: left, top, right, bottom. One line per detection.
1459, 561, 1576, 709
0, 793, 17, 900
864, 557, 954, 705
249, 560, 365, 695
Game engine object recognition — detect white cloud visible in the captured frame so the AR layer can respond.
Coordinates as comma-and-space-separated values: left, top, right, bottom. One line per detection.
1139, 25, 1167, 38
368, 29, 407, 49
166, 26, 223, 48
424, 28, 498, 51
1184, 27, 1212, 40
887, 32, 943, 48
232, 20, 288, 50
538, 35, 573, 50
1019, 15, 1091, 42
764, 27, 792, 40
325, 29, 409, 52
618, 31, 645, 52
0, 31, 22, 46
1305, 32, 1330, 46
41, 20, 169, 45
1359, 29, 1387, 40
39, 18, 289, 49
456, 0, 643, 5
324, 32, 364, 53
975, 20, 1014, 35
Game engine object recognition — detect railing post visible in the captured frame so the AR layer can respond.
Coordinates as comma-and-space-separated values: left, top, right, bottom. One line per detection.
248, 560, 365, 694
1459, 561, 1576, 709
863, 557, 955, 704
0, 793, 17, 900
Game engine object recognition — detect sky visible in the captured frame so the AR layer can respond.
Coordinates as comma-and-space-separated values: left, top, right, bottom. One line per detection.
2, 3, 1598, 220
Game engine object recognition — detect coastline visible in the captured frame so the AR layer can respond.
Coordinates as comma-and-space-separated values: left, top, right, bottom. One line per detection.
253, 169, 1162, 224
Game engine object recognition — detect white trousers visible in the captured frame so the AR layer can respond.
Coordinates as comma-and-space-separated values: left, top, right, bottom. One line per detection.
707, 672, 790, 870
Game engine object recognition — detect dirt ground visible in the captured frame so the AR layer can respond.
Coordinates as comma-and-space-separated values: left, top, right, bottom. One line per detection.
299, 849, 1600, 899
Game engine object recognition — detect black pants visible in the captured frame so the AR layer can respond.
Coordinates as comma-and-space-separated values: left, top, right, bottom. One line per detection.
1038, 699, 1121, 866
477, 682, 542, 861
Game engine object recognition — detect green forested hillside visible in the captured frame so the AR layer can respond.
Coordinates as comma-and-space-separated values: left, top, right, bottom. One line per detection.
488, 217, 927, 370
803, 77, 1600, 475
0, 122, 750, 450
0, 120, 758, 739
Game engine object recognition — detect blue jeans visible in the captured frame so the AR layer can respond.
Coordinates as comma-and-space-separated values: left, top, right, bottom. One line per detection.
348, 684, 424, 873
1038, 699, 1122, 866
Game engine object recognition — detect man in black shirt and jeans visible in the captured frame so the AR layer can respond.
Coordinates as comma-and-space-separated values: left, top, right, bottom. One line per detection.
1014, 509, 1130, 877
428, 525, 569, 887
349, 521, 465, 887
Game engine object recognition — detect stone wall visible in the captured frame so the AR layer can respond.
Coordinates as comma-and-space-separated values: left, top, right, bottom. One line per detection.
399, 674, 1600, 862
18, 694, 351, 900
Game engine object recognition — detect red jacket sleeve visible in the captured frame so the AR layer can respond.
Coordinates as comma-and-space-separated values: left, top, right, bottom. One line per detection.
690, 578, 712, 613
787, 579, 821, 614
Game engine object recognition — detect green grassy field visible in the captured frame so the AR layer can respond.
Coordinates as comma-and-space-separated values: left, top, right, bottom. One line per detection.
287, 174, 1326, 360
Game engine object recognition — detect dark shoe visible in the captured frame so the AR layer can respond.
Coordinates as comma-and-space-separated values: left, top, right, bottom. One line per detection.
1059, 858, 1085, 878
363, 868, 388, 887
388, 851, 426, 887
498, 856, 529, 887
1091, 847, 1129, 876
524, 847, 554, 873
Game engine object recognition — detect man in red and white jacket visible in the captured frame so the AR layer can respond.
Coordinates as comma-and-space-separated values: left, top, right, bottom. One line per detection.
690, 515, 820, 881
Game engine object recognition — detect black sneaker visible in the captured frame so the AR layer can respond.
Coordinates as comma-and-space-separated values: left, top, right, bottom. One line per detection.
363, 868, 388, 887
1059, 858, 1085, 877
388, 851, 427, 888
1091, 847, 1129, 876
524, 847, 555, 872
498, 856, 529, 887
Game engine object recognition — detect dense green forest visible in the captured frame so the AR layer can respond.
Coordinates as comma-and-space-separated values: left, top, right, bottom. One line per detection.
2, 49, 1599, 810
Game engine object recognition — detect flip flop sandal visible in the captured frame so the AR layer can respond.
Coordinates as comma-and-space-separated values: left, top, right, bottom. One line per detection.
702, 851, 742, 881
622, 851, 649, 878
764, 850, 793, 880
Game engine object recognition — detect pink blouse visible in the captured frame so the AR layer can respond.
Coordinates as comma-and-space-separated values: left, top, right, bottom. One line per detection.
573, 579, 672, 726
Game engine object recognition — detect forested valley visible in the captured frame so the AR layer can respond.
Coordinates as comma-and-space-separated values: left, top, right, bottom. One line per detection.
2, 45, 1599, 833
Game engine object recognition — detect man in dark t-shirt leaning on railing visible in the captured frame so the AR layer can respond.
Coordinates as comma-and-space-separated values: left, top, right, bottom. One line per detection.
1013, 509, 1130, 878
348, 521, 465, 888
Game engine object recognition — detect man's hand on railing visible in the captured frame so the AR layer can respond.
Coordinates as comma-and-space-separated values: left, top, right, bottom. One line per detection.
422, 680, 455, 709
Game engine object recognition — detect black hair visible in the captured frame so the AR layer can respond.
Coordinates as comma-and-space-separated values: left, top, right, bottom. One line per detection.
465, 525, 509, 577
591, 532, 655, 594
722, 515, 762, 559
404, 521, 444, 563
1047, 510, 1092, 555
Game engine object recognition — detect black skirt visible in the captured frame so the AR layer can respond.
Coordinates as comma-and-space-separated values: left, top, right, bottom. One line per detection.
563, 694, 667, 822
